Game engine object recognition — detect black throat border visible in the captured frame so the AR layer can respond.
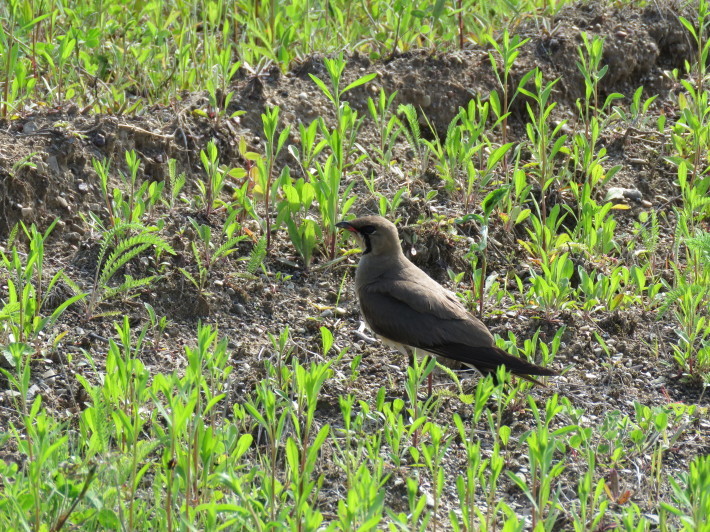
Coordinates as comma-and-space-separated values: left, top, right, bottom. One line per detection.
362, 234, 372, 254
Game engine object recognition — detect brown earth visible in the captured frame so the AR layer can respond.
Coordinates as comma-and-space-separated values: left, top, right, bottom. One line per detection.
0, 1, 708, 528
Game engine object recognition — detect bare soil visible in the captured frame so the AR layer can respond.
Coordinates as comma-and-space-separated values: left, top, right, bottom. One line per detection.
0, 2, 708, 528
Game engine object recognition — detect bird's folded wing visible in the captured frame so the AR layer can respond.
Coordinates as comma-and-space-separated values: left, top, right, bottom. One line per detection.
359, 283, 556, 378
359, 280, 494, 349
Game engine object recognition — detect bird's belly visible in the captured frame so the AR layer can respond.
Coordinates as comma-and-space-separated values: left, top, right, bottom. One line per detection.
364, 321, 462, 370
359, 310, 462, 369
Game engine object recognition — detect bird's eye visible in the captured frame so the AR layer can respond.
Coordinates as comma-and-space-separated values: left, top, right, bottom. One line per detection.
359, 225, 377, 235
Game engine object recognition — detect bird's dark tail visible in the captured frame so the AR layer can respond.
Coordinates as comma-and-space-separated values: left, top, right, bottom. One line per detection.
429, 343, 557, 385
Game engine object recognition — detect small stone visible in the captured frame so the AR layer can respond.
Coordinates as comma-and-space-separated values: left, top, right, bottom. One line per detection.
234, 303, 246, 315
65, 232, 81, 244
320, 309, 334, 318
56, 196, 69, 209
93, 133, 106, 147
27, 384, 40, 399
23, 121, 37, 134
21, 207, 33, 219
77, 181, 89, 193
69, 223, 85, 235
47, 156, 60, 174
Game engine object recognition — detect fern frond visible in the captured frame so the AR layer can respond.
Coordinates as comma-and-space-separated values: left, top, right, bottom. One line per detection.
247, 237, 267, 275
99, 232, 175, 287
60, 272, 84, 297
104, 275, 156, 299
686, 231, 710, 266
91, 310, 124, 319
213, 236, 247, 263
179, 267, 199, 289
95, 222, 146, 273
6, 224, 19, 249
100, 242, 152, 286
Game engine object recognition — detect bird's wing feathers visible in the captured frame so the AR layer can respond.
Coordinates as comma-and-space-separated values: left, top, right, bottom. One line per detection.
359, 278, 493, 349
424, 342, 557, 377
359, 277, 555, 378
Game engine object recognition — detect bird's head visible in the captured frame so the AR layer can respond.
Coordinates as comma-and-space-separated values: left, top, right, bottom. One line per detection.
336, 216, 402, 257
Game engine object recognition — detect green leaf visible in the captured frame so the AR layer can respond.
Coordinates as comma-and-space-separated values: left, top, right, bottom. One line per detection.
321, 327, 333, 354
342, 72, 377, 94
97, 509, 121, 529
482, 187, 509, 218
309, 74, 334, 103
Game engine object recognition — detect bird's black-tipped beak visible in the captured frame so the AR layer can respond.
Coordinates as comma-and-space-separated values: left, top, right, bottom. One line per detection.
336, 221, 358, 232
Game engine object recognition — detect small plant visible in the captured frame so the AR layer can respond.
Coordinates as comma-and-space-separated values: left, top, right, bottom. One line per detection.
461, 186, 509, 316
367, 87, 403, 170
526, 251, 577, 319
577, 264, 638, 312
0, 221, 86, 345
362, 173, 408, 220
309, 55, 373, 258
198, 139, 229, 216
256, 106, 291, 250
500, 166, 533, 231
286, 335, 335, 527
660, 454, 710, 530
82, 222, 175, 320
506, 395, 567, 530
571, 196, 620, 258
611, 85, 659, 130
518, 203, 571, 259
418, 421, 451, 532
244, 377, 292, 525
288, 118, 326, 180
164, 158, 186, 209
312, 154, 357, 260
179, 210, 247, 299
519, 69, 568, 227
397, 103, 431, 177
488, 31, 533, 172
92, 151, 165, 227
276, 177, 321, 269
403, 353, 438, 447
204, 43, 243, 122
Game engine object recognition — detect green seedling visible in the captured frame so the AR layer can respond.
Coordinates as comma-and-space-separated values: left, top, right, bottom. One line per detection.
257, 105, 291, 250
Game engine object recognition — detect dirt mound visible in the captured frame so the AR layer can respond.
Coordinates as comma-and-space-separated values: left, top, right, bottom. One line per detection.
0, 3, 691, 239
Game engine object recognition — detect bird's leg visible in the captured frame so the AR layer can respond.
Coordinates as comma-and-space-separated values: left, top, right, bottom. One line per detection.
407, 347, 422, 449
427, 366, 433, 397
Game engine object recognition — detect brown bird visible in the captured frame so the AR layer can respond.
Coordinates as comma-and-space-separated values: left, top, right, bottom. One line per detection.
337, 215, 556, 386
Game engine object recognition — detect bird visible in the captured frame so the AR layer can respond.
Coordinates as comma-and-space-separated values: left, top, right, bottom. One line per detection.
336, 215, 557, 388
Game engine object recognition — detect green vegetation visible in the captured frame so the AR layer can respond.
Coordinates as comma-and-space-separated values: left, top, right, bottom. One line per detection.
1, 0, 710, 530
